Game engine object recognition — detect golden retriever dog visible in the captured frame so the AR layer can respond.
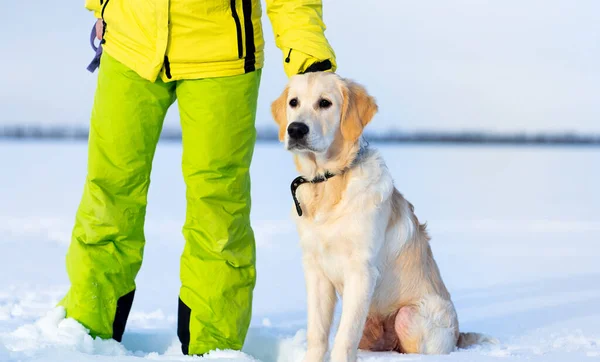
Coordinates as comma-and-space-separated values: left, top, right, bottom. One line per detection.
271, 72, 496, 362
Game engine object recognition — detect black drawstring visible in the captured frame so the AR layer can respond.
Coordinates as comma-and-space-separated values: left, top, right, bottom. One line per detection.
164, 56, 172, 79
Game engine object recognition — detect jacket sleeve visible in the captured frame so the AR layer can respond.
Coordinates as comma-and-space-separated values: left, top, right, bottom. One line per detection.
85, 0, 103, 18
266, 0, 337, 77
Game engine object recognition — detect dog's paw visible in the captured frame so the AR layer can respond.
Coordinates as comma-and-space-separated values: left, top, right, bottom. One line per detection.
330, 347, 357, 362
303, 347, 327, 362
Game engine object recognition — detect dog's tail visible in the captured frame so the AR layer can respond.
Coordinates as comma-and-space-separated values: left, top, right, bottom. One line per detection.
457, 332, 499, 349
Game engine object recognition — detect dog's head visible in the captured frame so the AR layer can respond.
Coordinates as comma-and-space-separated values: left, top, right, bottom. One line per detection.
271, 72, 378, 155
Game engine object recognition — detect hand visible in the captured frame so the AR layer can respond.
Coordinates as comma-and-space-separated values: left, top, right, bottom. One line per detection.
302, 60, 333, 74
96, 19, 104, 41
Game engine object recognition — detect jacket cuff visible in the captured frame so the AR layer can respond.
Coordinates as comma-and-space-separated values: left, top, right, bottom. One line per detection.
282, 48, 336, 77
301, 60, 333, 74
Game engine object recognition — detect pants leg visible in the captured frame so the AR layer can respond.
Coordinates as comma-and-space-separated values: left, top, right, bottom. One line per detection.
59, 53, 176, 341
175, 70, 262, 355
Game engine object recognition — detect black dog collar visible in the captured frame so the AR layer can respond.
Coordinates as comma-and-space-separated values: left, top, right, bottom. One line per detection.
290, 171, 335, 217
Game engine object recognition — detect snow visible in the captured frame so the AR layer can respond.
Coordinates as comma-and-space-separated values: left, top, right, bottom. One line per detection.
1, 141, 599, 361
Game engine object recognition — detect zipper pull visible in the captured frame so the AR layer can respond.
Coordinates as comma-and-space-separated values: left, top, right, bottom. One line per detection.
285, 49, 292, 63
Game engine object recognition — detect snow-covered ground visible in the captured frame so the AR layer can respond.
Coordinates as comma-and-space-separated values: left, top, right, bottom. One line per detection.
0, 141, 599, 361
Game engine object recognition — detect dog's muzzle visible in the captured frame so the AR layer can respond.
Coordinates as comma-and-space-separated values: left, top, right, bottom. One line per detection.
287, 122, 309, 140
287, 122, 310, 150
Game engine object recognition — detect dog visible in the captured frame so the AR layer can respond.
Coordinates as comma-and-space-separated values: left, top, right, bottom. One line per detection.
271, 72, 496, 362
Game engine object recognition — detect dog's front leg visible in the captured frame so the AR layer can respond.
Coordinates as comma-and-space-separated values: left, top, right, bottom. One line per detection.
303, 256, 336, 362
330, 263, 378, 362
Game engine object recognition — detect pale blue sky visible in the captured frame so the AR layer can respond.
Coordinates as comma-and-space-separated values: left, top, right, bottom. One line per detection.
0, 1, 598, 133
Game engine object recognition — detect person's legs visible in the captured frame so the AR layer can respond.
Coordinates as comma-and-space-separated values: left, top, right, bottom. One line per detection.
175, 70, 261, 355
60, 52, 176, 341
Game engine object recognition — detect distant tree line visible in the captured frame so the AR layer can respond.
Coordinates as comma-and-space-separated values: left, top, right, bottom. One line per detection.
1, 124, 600, 146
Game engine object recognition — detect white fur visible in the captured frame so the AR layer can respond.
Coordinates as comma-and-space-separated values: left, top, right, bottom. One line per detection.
275, 73, 495, 362
284, 74, 344, 154
299, 151, 388, 362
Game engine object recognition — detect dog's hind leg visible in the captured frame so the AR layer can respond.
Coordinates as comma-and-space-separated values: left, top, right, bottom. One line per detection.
394, 295, 459, 355
359, 315, 401, 352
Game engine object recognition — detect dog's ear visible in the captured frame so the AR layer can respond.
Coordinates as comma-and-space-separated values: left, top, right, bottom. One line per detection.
271, 87, 289, 142
340, 81, 378, 142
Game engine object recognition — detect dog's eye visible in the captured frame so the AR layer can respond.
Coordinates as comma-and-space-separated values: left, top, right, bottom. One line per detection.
319, 99, 332, 109
289, 98, 299, 108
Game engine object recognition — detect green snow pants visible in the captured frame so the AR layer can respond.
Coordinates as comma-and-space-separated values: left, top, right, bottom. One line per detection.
59, 53, 260, 355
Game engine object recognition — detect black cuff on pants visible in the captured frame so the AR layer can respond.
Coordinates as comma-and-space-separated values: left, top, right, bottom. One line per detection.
112, 289, 135, 342
177, 297, 192, 355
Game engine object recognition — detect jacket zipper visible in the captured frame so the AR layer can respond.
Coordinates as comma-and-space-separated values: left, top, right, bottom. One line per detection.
230, 0, 244, 58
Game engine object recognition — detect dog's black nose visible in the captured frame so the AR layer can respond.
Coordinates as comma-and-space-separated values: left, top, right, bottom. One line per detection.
287, 122, 309, 139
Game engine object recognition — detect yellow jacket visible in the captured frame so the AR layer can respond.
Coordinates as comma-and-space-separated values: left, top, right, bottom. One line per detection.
84, 0, 337, 82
